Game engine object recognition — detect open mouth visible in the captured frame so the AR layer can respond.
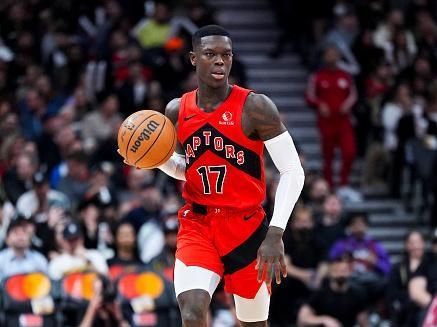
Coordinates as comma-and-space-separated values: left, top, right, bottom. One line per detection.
211, 72, 225, 80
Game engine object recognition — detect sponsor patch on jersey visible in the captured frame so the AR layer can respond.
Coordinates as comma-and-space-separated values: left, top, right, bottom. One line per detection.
219, 111, 234, 125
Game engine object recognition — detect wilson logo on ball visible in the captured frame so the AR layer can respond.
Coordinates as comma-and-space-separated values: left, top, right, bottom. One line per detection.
130, 120, 160, 153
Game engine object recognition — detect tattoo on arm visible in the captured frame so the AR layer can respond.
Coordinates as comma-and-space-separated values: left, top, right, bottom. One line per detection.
246, 93, 287, 141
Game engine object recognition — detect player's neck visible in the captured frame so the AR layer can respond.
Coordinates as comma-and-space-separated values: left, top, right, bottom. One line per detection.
197, 83, 232, 113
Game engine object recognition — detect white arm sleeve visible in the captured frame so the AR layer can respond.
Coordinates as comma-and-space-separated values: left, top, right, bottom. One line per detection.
158, 153, 186, 181
265, 131, 305, 230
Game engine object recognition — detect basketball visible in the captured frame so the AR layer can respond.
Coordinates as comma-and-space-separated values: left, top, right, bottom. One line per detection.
117, 110, 177, 169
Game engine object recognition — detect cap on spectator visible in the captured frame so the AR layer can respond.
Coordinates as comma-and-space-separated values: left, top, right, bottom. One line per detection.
7, 216, 30, 235
163, 217, 178, 234
63, 221, 83, 240
33, 171, 48, 185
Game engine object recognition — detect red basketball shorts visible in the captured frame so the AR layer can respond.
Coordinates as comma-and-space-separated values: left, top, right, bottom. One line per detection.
176, 202, 268, 299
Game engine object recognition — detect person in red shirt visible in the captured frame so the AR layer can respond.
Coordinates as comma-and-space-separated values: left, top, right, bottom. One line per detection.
306, 45, 357, 187
120, 25, 305, 326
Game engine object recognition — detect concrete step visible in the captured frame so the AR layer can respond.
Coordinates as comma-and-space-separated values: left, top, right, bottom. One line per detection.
249, 81, 306, 93
217, 10, 275, 25
240, 54, 299, 65
269, 96, 305, 107
230, 29, 279, 42
247, 68, 306, 79
233, 41, 276, 53
369, 226, 426, 238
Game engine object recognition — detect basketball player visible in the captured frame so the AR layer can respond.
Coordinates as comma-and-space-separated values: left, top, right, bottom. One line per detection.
158, 25, 304, 326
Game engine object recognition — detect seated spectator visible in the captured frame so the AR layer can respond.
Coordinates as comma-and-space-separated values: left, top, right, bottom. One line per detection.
384, 28, 417, 73
48, 221, 108, 280
270, 206, 324, 326
303, 176, 330, 217
132, 2, 196, 50
387, 230, 430, 327
77, 199, 101, 249
107, 221, 142, 270
150, 215, 178, 278
315, 194, 346, 255
329, 211, 391, 302
3, 152, 38, 204
409, 257, 437, 326
381, 83, 422, 198
57, 151, 90, 208
81, 94, 122, 153
0, 198, 15, 247
77, 275, 128, 327
0, 216, 48, 280
16, 170, 70, 219
297, 258, 368, 327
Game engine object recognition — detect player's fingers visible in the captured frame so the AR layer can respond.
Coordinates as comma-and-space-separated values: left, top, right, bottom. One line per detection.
117, 149, 121, 155
257, 257, 266, 282
265, 258, 274, 284
279, 255, 287, 278
274, 261, 282, 284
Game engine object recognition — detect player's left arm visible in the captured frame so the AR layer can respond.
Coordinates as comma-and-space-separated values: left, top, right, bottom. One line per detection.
245, 93, 305, 284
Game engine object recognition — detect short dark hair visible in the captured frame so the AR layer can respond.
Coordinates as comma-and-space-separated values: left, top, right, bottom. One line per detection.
192, 25, 231, 49
346, 210, 369, 227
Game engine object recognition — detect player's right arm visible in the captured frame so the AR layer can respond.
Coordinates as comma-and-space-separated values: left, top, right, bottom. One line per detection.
158, 98, 187, 180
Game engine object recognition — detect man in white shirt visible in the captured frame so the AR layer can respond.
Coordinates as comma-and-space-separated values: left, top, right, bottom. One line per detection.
0, 217, 48, 280
48, 221, 108, 280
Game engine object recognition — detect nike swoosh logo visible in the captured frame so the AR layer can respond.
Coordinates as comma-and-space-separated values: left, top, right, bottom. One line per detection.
184, 114, 197, 121
243, 211, 257, 221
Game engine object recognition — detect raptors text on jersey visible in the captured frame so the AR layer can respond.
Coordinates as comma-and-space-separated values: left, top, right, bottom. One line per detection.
177, 85, 266, 209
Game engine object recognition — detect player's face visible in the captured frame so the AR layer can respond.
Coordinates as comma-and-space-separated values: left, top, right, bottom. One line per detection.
191, 36, 233, 88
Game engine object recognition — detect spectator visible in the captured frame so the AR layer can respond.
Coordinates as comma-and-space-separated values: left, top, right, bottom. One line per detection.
297, 258, 369, 327
387, 230, 430, 327
409, 256, 437, 325
57, 151, 90, 208
384, 28, 417, 73
19, 89, 47, 140
316, 194, 346, 255
329, 211, 391, 303
3, 152, 38, 204
16, 170, 70, 219
107, 221, 142, 268
48, 221, 108, 280
77, 276, 128, 327
270, 206, 324, 326
0, 217, 48, 280
381, 83, 422, 198
306, 45, 357, 188
132, 2, 197, 51
81, 94, 122, 153
150, 215, 178, 277
373, 9, 416, 52
322, 8, 361, 75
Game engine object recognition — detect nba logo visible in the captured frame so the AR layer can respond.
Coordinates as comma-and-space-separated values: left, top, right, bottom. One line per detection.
220, 111, 234, 125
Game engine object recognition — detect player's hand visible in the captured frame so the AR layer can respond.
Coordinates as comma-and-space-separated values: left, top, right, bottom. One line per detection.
117, 149, 140, 169
256, 226, 287, 284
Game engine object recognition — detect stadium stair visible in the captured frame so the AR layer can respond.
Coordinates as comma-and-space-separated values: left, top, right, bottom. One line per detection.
209, 0, 425, 261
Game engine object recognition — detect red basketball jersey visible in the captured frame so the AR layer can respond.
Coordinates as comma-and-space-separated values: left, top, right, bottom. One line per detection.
177, 85, 265, 209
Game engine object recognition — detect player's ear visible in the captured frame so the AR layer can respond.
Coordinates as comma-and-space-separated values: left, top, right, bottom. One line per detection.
189, 51, 196, 66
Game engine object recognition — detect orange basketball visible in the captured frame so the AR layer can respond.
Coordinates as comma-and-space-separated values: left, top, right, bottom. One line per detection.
118, 110, 177, 169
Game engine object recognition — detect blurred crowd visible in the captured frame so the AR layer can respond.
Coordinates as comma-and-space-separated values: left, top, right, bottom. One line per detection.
277, 0, 437, 225
0, 0, 437, 326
